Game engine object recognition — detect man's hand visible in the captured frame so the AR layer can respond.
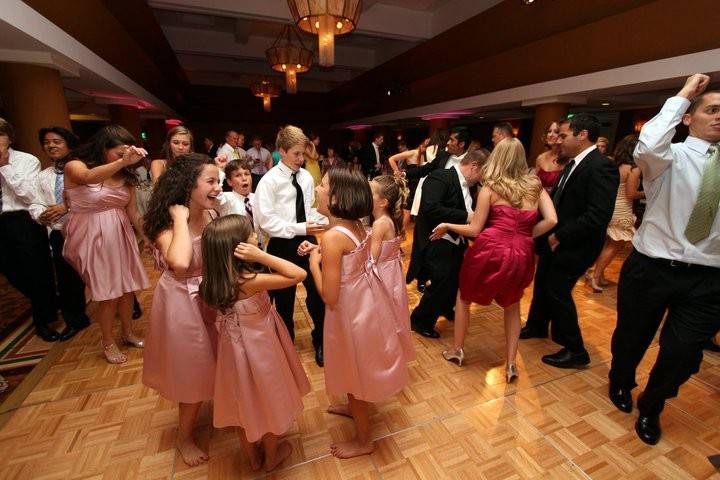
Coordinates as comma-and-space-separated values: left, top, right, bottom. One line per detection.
548, 233, 560, 252
678, 74, 710, 100
306, 221, 325, 236
39, 204, 68, 225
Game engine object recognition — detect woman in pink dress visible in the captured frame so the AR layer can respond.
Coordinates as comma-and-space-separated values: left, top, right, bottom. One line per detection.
142, 153, 221, 467
302, 168, 409, 459
200, 215, 309, 472
432, 139, 558, 382
370, 175, 415, 362
62, 125, 150, 364
533, 120, 568, 193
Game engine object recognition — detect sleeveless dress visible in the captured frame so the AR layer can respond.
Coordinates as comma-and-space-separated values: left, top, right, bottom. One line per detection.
372, 220, 415, 363
458, 205, 539, 307
143, 234, 217, 404
213, 292, 310, 441
324, 226, 409, 402
536, 168, 563, 194
63, 184, 149, 301
606, 181, 636, 242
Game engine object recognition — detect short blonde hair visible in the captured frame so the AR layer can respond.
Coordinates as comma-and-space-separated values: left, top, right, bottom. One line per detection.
276, 125, 308, 151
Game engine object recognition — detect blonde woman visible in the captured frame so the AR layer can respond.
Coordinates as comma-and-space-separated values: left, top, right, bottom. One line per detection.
431, 139, 557, 382
150, 126, 194, 182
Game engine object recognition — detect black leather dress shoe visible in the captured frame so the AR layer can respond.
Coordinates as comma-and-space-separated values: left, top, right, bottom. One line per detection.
417, 283, 425, 293
609, 384, 633, 413
315, 346, 324, 367
519, 326, 548, 340
703, 338, 720, 352
132, 297, 142, 320
58, 321, 90, 342
541, 348, 590, 369
411, 323, 440, 339
36, 325, 60, 342
635, 414, 661, 445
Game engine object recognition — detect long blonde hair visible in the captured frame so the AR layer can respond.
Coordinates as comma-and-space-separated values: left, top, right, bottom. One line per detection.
372, 175, 409, 238
482, 138, 542, 208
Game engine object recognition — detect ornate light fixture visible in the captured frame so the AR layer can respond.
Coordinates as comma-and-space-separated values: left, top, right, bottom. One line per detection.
287, 0, 362, 67
251, 79, 282, 112
266, 24, 313, 94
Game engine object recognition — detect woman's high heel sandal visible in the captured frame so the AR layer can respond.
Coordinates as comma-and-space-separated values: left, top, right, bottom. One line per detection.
442, 348, 465, 366
122, 334, 144, 348
506, 364, 518, 383
587, 276, 604, 293
102, 342, 127, 364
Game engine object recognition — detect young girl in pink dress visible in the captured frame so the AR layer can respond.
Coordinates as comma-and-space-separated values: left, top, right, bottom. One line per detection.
62, 125, 150, 364
302, 168, 409, 459
200, 215, 310, 472
431, 139, 558, 382
370, 175, 415, 362
142, 153, 221, 467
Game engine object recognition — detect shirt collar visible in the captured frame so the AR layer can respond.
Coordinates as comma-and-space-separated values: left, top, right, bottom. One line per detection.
453, 164, 469, 189
684, 136, 713, 154
277, 161, 298, 176
230, 191, 248, 201
450, 150, 468, 161
573, 144, 597, 165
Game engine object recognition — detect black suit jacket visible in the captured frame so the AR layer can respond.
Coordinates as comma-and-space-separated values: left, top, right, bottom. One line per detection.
407, 167, 469, 282
360, 143, 385, 176
537, 148, 619, 275
404, 150, 451, 180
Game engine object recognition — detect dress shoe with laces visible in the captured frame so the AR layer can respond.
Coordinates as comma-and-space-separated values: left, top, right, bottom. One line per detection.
315, 346, 324, 367
519, 325, 548, 340
541, 348, 590, 369
609, 384, 633, 413
36, 325, 60, 342
411, 322, 440, 339
635, 414, 661, 445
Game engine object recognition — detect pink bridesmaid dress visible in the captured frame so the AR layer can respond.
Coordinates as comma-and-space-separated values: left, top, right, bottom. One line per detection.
63, 184, 149, 301
372, 220, 415, 363
324, 226, 409, 403
213, 291, 310, 442
143, 235, 217, 403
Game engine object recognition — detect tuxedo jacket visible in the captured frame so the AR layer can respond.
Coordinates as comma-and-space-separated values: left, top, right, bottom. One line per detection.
360, 143, 385, 176
404, 150, 451, 180
407, 167, 469, 282
537, 148, 619, 275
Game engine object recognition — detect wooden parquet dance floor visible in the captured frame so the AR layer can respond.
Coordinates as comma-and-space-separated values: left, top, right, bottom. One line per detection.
0, 242, 718, 480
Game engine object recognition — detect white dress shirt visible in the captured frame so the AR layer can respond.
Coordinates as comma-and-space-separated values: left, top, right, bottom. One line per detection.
0, 148, 40, 213
565, 144, 597, 180
217, 190, 253, 218
218, 143, 246, 160
445, 150, 468, 170
373, 142, 381, 168
29, 166, 66, 230
633, 96, 720, 267
442, 165, 473, 245
247, 146, 271, 175
253, 162, 322, 239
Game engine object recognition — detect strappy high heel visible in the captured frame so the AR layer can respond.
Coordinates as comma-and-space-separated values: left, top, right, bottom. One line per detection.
442, 348, 465, 366
506, 363, 519, 383
121, 333, 144, 348
101, 341, 127, 364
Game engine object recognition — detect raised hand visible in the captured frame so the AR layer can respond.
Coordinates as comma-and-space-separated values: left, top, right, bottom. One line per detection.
234, 242, 265, 263
169, 204, 190, 223
122, 146, 148, 166
214, 154, 228, 170
678, 73, 711, 100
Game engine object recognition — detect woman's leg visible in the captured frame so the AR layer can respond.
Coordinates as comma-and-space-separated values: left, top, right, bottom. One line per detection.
97, 298, 126, 363
237, 428, 262, 471
330, 394, 374, 458
176, 402, 208, 466
504, 302, 521, 365
593, 238, 623, 285
453, 293, 471, 351
262, 432, 292, 471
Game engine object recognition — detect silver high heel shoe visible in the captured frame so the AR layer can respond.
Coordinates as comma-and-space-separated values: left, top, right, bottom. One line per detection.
121, 334, 144, 348
506, 364, 519, 383
442, 348, 465, 366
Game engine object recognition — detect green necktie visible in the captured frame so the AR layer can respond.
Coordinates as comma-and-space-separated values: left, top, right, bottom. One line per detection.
685, 144, 720, 244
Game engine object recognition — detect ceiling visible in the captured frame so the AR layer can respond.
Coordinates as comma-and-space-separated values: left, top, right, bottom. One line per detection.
149, 0, 502, 92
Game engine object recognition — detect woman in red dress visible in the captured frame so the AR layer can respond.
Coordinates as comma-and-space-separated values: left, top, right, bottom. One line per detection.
534, 120, 568, 193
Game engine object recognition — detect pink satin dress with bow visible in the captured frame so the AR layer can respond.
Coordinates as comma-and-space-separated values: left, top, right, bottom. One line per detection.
324, 226, 409, 403
213, 291, 310, 441
63, 184, 149, 301
142, 235, 217, 403
459, 205, 539, 308
372, 220, 415, 363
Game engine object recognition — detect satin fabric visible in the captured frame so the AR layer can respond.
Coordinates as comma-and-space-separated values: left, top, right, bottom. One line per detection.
212, 292, 309, 441
607, 182, 636, 242
63, 184, 149, 301
143, 236, 217, 403
324, 226, 409, 403
374, 235, 416, 363
459, 205, 539, 308
536, 168, 564, 194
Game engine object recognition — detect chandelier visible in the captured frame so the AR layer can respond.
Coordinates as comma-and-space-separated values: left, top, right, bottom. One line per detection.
266, 24, 313, 94
251, 80, 282, 112
287, 0, 362, 67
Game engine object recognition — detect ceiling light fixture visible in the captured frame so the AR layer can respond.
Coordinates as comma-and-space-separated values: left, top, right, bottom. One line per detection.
266, 24, 313, 94
288, 0, 362, 67
251, 79, 281, 112
601, 102, 611, 106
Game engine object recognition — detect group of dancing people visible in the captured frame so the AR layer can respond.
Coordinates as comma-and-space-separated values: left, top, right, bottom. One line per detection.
0, 74, 717, 467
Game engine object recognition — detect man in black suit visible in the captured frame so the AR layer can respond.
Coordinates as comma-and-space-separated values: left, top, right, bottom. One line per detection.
360, 132, 384, 178
522, 114, 619, 368
407, 150, 484, 338
405, 127, 470, 180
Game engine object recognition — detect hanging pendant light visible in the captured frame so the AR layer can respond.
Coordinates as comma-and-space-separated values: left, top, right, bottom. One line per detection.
266, 24, 313, 94
251, 79, 281, 112
287, 0, 362, 67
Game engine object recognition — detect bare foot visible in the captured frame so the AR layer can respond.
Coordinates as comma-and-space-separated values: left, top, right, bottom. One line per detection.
264, 441, 292, 472
248, 443, 262, 471
176, 438, 208, 467
330, 439, 374, 459
326, 404, 352, 418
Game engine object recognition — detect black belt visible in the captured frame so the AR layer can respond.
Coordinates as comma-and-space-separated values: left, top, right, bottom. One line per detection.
637, 251, 719, 271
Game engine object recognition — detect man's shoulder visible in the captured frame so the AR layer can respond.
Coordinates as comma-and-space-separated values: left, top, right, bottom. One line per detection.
428, 166, 454, 181
10, 149, 40, 164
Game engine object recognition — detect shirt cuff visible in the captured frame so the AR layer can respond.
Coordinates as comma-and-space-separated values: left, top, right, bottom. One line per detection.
291, 222, 307, 236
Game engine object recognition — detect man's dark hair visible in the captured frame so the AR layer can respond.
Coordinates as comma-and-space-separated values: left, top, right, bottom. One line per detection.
561, 114, 600, 142
372, 131, 384, 141
450, 126, 471, 151
38, 126, 79, 150
493, 122, 514, 138
687, 90, 720, 114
